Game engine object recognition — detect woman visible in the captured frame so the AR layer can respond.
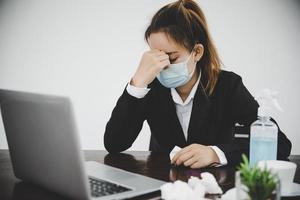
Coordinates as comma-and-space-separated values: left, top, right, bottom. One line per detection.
104, 0, 291, 168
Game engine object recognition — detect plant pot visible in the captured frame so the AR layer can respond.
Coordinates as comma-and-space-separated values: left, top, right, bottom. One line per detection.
235, 171, 280, 200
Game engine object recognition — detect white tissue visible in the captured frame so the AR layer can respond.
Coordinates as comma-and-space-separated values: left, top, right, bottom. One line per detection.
161, 180, 198, 200
160, 173, 223, 200
188, 177, 205, 197
220, 188, 237, 200
169, 146, 182, 161
199, 172, 223, 194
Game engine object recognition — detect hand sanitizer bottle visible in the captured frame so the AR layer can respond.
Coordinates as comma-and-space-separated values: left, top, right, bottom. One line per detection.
249, 89, 283, 166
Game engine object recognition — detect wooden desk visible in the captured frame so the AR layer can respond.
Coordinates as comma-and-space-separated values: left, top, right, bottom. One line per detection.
0, 150, 299, 200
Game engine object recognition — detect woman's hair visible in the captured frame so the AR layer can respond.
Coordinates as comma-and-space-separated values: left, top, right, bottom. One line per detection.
145, 0, 222, 95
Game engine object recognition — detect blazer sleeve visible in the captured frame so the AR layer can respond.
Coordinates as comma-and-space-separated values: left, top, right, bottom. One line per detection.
217, 73, 292, 165
104, 84, 149, 153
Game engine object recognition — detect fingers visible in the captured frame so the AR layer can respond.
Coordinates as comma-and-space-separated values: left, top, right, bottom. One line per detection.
191, 161, 205, 169
134, 49, 170, 87
175, 150, 194, 166
146, 49, 170, 69
183, 155, 198, 166
172, 145, 193, 164
157, 54, 169, 62
149, 49, 166, 56
149, 49, 161, 53
159, 59, 170, 69
171, 144, 219, 169
171, 144, 215, 169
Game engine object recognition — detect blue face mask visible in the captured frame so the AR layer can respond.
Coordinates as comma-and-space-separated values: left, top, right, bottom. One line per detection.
157, 52, 195, 88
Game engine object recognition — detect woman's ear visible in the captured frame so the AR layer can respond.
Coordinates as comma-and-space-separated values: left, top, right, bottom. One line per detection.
193, 43, 204, 63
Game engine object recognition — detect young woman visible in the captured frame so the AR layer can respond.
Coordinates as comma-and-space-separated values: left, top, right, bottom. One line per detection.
104, 0, 291, 168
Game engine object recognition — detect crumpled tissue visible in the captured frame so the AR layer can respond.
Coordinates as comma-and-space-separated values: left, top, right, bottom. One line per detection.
160, 173, 223, 200
196, 172, 223, 194
161, 180, 204, 200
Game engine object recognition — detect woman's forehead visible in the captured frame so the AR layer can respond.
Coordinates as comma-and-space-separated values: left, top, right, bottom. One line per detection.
148, 32, 185, 53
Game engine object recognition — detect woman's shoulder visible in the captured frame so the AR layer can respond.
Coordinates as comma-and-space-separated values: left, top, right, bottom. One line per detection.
213, 70, 246, 96
217, 69, 244, 87
219, 69, 242, 81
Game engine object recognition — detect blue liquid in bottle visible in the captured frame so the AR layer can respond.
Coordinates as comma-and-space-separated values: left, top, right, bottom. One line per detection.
249, 116, 278, 167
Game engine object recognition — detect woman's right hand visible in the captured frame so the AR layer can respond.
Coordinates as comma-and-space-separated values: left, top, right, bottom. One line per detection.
131, 49, 170, 88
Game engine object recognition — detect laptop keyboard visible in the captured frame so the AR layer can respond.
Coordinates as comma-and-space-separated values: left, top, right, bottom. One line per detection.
89, 177, 132, 197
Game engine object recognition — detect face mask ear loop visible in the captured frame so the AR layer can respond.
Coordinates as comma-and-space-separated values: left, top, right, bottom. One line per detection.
189, 63, 196, 77
185, 50, 194, 64
187, 50, 196, 77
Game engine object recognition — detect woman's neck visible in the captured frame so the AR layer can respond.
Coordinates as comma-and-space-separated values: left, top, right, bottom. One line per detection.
176, 71, 199, 102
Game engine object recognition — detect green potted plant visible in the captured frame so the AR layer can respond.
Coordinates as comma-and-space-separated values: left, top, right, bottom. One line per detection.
235, 154, 280, 200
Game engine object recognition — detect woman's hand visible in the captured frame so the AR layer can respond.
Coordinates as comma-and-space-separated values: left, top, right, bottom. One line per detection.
171, 144, 220, 168
131, 49, 170, 88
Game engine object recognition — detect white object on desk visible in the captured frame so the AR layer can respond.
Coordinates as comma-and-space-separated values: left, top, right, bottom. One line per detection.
169, 146, 182, 161
160, 173, 223, 200
258, 160, 299, 197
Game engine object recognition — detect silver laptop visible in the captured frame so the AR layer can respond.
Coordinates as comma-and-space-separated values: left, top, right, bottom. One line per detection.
0, 89, 165, 200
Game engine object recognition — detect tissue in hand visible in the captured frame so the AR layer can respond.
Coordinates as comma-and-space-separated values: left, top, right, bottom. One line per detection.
169, 146, 182, 161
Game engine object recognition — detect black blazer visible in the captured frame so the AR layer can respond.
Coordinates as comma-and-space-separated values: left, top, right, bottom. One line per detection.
104, 70, 291, 165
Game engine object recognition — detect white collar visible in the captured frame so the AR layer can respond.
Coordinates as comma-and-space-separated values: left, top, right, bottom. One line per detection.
171, 71, 201, 106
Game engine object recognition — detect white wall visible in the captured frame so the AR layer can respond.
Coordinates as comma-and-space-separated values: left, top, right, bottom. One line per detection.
0, 0, 299, 154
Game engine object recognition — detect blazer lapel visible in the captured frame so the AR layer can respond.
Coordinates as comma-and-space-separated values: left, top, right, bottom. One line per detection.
187, 75, 212, 144
158, 86, 187, 147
